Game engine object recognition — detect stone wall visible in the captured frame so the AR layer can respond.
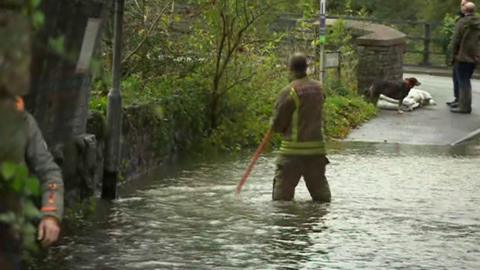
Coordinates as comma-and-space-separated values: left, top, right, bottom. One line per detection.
356, 44, 405, 95
349, 20, 407, 94
86, 104, 176, 192
117, 105, 175, 179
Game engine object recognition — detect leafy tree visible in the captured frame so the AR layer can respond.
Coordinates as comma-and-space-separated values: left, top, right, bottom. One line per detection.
335, 0, 462, 22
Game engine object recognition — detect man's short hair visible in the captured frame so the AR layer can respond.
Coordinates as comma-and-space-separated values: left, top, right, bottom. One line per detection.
288, 53, 308, 73
464, 2, 476, 14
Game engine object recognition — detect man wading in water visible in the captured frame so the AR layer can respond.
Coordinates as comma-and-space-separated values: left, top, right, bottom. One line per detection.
270, 53, 331, 202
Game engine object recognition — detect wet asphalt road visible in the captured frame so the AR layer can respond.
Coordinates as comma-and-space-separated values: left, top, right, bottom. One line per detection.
346, 74, 480, 145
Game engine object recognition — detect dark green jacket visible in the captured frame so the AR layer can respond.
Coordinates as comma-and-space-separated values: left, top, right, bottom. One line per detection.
24, 112, 64, 222
452, 14, 480, 64
1, 109, 64, 222
271, 77, 326, 155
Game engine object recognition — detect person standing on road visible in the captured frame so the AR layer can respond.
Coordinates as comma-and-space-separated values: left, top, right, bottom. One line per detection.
270, 53, 331, 202
447, 0, 473, 108
450, 2, 480, 114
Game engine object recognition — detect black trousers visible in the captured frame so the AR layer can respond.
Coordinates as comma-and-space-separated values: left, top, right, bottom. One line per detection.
454, 62, 477, 110
452, 65, 459, 100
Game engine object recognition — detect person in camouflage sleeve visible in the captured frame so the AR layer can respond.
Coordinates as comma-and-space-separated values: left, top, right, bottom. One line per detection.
270, 53, 331, 202
1, 5, 64, 269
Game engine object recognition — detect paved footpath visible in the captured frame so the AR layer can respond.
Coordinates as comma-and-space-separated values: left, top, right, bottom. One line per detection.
346, 73, 480, 145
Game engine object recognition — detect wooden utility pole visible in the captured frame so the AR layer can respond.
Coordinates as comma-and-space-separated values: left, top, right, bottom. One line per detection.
103, 0, 124, 200
319, 0, 327, 83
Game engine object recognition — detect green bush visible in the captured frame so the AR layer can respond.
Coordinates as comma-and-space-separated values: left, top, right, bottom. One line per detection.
324, 95, 377, 139
440, 13, 457, 65
0, 162, 41, 258
90, 70, 376, 153
201, 54, 287, 151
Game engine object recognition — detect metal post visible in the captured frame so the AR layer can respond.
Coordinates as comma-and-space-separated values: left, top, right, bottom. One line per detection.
337, 52, 341, 79
319, 0, 327, 83
102, 0, 124, 200
423, 23, 431, 66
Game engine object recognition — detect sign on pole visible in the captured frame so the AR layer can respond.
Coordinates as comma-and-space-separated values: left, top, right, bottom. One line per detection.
76, 18, 102, 73
325, 51, 339, 68
319, 0, 327, 83
319, 0, 326, 42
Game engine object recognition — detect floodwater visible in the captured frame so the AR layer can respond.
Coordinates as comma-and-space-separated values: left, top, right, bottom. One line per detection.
35, 141, 480, 270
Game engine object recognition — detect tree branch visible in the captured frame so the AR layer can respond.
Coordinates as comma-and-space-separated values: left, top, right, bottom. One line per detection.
223, 74, 255, 94
215, 1, 272, 96
213, 9, 228, 93
121, 1, 172, 65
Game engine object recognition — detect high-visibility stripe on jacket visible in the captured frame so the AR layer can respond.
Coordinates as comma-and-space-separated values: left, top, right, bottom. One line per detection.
271, 78, 326, 156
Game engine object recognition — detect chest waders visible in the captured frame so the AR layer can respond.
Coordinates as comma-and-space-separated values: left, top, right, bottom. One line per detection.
278, 87, 326, 156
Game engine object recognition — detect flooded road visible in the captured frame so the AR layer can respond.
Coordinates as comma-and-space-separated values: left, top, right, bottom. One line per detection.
36, 142, 480, 269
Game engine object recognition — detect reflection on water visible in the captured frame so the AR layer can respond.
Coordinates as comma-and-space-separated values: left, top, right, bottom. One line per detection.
35, 141, 480, 270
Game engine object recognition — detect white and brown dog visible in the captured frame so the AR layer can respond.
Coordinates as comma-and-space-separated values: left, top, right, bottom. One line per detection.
377, 88, 437, 111
368, 77, 421, 113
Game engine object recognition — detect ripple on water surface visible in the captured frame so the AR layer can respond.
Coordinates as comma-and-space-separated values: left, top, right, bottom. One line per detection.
38, 142, 480, 270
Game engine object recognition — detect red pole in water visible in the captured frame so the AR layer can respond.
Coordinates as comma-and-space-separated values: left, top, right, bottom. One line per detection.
235, 129, 273, 194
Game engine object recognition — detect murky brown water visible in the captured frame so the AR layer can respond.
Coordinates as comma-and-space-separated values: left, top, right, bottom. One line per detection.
34, 141, 480, 270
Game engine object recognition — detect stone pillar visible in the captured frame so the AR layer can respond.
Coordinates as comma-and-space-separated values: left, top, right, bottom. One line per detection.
357, 43, 405, 94
352, 21, 407, 94
310, 19, 407, 95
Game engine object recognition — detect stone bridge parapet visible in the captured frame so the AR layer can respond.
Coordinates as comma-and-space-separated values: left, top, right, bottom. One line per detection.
311, 18, 407, 93
342, 19, 407, 93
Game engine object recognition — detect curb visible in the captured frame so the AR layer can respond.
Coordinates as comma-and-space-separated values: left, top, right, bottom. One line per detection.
404, 65, 480, 79
450, 128, 480, 146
